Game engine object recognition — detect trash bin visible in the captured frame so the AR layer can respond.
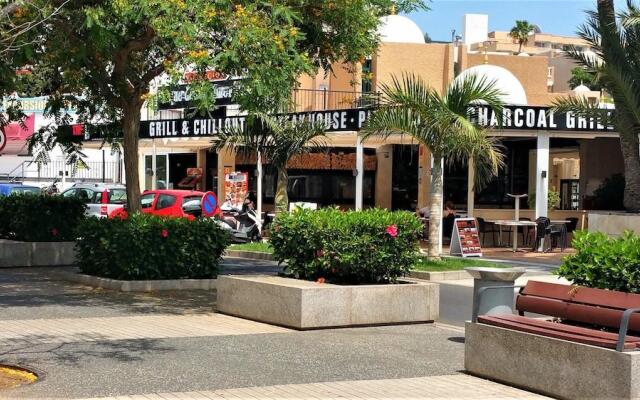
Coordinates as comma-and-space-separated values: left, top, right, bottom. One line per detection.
466, 267, 526, 322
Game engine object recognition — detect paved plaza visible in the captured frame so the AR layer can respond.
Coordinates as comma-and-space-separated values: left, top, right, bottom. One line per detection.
0, 262, 552, 399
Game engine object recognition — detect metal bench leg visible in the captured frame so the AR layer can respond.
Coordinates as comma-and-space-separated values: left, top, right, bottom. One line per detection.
617, 308, 640, 352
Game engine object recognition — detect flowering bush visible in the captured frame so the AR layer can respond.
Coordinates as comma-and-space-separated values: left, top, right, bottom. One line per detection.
76, 213, 230, 280
0, 194, 86, 242
270, 208, 422, 284
557, 230, 640, 293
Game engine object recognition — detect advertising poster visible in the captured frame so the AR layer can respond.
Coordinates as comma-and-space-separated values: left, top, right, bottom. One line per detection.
224, 172, 248, 208
449, 218, 482, 257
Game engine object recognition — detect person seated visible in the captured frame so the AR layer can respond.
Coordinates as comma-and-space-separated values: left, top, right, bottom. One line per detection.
417, 205, 430, 218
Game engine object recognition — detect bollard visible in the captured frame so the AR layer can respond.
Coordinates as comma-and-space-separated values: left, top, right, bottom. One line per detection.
466, 267, 526, 322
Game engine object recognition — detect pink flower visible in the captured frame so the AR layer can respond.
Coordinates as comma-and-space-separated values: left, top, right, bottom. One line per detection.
161, 229, 169, 238
386, 224, 398, 238
51, 228, 59, 237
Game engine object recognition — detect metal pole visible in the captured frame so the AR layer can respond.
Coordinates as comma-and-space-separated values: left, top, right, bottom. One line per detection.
355, 136, 364, 210
257, 151, 263, 233
151, 139, 157, 190
102, 150, 106, 183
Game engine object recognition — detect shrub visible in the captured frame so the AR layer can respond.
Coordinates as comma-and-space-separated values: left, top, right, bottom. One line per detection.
557, 230, 640, 293
76, 213, 230, 280
0, 194, 86, 241
270, 208, 422, 284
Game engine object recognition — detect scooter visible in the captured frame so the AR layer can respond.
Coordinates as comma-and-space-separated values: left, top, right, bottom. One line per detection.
42, 178, 59, 195
217, 203, 261, 243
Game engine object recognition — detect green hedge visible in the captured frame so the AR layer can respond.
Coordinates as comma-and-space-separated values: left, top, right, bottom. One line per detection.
76, 213, 230, 280
557, 230, 640, 293
270, 208, 422, 284
0, 194, 86, 241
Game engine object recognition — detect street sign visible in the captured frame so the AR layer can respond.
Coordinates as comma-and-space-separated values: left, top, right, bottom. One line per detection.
201, 191, 219, 217
0, 129, 6, 153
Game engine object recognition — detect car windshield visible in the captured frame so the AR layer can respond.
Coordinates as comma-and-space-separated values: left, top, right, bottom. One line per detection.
141, 193, 155, 209
108, 189, 127, 204
11, 187, 40, 195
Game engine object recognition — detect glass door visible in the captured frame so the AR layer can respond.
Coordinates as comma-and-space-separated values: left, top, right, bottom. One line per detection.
144, 154, 169, 190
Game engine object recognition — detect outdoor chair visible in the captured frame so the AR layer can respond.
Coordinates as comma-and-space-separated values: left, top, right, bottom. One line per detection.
530, 217, 562, 252
476, 217, 498, 247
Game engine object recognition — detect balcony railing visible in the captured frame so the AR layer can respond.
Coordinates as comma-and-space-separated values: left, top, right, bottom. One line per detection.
288, 89, 380, 113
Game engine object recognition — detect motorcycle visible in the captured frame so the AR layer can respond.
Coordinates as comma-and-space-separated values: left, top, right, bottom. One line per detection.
42, 178, 60, 195
216, 202, 261, 243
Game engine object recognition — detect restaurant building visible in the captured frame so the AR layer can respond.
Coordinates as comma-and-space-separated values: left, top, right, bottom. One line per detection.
121, 13, 625, 231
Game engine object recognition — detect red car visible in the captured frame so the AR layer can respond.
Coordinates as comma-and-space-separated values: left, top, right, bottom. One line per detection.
109, 189, 208, 219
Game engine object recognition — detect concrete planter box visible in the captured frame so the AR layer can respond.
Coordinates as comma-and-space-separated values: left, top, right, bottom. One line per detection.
589, 212, 640, 237
409, 270, 472, 281
465, 322, 640, 400
225, 250, 275, 261
216, 275, 439, 330
0, 239, 76, 267
60, 271, 216, 292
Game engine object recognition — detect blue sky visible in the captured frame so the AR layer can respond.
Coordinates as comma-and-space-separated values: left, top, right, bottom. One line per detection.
408, 0, 627, 42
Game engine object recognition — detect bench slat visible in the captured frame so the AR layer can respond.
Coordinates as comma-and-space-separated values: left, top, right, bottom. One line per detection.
521, 281, 640, 311
516, 295, 640, 332
485, 314, 640, 344
478, 315, 638, 350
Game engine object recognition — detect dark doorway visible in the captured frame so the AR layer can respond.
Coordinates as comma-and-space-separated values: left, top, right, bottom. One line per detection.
168, 153, 197, 189
392, 145, 418, 211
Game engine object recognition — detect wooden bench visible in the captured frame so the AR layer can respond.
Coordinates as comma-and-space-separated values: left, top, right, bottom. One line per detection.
475, 281, 640, 352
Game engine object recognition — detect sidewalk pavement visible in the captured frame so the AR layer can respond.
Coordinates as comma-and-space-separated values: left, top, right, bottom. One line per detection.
78, 374, 552, 400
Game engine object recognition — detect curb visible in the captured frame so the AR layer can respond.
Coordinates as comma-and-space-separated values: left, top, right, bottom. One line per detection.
225, 250, 275, 261
58, 271, 217, 292
409, 270, 472, 281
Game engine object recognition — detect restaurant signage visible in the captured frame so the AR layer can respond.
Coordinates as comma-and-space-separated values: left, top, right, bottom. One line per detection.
157, 79, 239, 110
139, 109, 374, 139
474, 105, 615, 132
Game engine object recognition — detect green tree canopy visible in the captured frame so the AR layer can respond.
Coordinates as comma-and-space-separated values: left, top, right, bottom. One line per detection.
568, 66, 602, 91
25, 0, 425, 211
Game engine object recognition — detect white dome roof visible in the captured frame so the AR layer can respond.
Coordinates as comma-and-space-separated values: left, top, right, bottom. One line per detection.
454, 65, 528, 105
573, 83, 591, 95
377, 15, 425, 44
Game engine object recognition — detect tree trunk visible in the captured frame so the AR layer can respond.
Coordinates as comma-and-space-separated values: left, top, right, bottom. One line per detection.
122, 102, 142, 213
619, 133, 640, 211
428, 154, 444, 259
275, 167, 289, 214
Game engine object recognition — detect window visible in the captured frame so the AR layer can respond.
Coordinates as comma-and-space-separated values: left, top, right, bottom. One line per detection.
182, 195, 202, 206
108, 189, 127, 204
141, 193, 155, 209
62, 189, 77, 197
547, 67, 554, 78
155, 194, 176, 210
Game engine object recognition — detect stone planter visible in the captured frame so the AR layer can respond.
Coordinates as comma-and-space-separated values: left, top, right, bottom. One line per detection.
588, 212, 640, 237
409, 270, 472, 281
216, 275, 439, 330
465, 322, 640, 400
60, 270, 217, 292
0, 239, 76, 267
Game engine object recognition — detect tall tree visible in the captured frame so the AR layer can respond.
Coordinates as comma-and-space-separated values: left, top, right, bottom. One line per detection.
568, 66, 602, 91
509, 20, 535, 53
213, 115, 326, 213
27, 0, 425, 212
360, 73, 505, 258
553, 0, 640, 211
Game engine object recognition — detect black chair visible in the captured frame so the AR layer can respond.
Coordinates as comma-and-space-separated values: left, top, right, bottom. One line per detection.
531, 217, 563, 252
566, 217, 579, 233
476, 217, 498, 247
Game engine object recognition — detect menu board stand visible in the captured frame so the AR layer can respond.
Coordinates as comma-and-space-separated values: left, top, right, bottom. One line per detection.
449, 218, 482, 257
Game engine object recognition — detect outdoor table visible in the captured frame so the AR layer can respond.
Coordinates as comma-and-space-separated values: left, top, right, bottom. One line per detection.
492, 220, 537, 252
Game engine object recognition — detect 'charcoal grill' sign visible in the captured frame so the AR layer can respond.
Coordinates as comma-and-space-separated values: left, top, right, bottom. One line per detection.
474, 105, 615, 132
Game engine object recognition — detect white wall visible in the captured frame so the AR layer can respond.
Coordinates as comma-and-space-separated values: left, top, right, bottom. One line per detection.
463, 14, 489, 49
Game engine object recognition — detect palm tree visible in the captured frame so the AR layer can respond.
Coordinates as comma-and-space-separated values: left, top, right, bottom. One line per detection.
509, 20, 535, 53
360, 73, 505, 259
553, 0, 640, 212
213, 114, 327, 213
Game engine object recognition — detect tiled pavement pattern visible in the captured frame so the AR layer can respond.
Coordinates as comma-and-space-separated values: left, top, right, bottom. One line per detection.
80, 375, 551, 399
0, 314, 290, 345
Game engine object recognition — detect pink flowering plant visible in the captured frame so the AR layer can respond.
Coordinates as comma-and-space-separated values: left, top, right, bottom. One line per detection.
270, 208, 422, 284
